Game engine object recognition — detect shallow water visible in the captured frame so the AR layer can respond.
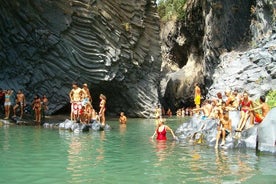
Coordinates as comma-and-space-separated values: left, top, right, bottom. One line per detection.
0, 117, 275, 184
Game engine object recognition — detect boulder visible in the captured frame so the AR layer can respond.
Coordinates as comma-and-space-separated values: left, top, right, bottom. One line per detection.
257, 107, 276, 154
175, 110, 273, 152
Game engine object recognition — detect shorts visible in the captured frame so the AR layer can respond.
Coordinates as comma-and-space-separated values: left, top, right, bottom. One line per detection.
255, 113, 263, 123
225, 129, 230, 136
194, 95, 200, 105
4, 102, 11, 106
72, 102, 82, 115
17, 102, 23, 107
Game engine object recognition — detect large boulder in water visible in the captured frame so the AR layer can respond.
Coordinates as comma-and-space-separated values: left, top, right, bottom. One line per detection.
176, 110, 259, 150
257, 107, 276, 154
91, 121, 111, 131
59, 119, 74, 130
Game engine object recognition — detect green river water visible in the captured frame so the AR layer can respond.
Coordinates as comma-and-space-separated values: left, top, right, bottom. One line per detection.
0, 117, 275, 184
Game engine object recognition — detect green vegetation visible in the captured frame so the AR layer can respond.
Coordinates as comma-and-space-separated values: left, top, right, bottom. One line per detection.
266, 90, 276, 109
157, 0, 187, 22
254, 90, 276, 111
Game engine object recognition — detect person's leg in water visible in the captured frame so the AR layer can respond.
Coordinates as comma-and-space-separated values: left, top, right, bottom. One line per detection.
221, 128, 226, 146
215, 129, 222, 148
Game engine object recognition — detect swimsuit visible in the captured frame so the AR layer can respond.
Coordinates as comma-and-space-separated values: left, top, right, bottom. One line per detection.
4, 102, 11, 106
156, 126, 167, 140
254, 113, 263, 123
241, 100, 252, 113
72, 102, 82, 115
4, 95, 11, 106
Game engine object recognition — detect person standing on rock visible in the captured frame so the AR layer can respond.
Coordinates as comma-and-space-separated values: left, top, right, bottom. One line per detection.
69, 82, 83, 121
82, 83, 92, 107
99, 94, 106, 126
194, 83, 201, 114
0, 88, 5, 114
33, 94, 41, 125
4, 89, 13, 119
41, 94, 48, 123
12, 89, 25, 119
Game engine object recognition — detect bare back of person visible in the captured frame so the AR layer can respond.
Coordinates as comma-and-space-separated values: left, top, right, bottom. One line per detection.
261, 103, 269, 117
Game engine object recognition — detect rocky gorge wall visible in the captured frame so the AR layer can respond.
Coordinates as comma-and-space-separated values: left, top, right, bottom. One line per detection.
0, 0, 161, 117
160, 0, 276, 111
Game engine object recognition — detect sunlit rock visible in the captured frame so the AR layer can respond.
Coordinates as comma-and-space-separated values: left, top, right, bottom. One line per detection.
257, 107, 276, 154
176, 110, 261, 150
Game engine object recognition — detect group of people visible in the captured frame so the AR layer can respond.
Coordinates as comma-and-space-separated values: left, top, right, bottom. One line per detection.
69, 82, 107, 126
0, 88, 48, 124
193, 84, 270, 148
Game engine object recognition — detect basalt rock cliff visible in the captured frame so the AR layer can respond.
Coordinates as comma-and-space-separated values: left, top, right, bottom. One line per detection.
160, 0, 276, 111
1, 0, 275, 117
0, 0, 161, 117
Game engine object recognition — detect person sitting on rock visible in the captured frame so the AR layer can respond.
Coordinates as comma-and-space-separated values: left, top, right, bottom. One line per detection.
225, 90, 237, 110
84, 102, 93, 124
230, 89, 240, 110
236, 91, 254, 132
215, 111, 232, 148
91, 109, 99, 124
249, 95, 270, 124
193, 99, 213, 119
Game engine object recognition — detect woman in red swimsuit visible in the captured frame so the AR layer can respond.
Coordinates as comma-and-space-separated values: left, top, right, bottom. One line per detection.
236, 92, 254, 132
151, 118, 176, 140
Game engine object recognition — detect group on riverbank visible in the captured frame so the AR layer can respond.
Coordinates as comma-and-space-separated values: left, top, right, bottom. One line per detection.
0, 88, 48, 125
191, 85, 270, 148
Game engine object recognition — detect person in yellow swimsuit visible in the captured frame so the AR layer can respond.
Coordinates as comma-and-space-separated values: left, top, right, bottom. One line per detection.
194, 83, 201, 114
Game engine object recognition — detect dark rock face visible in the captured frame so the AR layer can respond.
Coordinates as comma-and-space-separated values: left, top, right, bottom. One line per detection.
0, 0, 161, 117
159, 0, 275, 111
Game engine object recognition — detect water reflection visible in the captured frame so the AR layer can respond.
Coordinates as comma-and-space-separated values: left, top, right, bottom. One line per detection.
119, 124, 127, 135
96, 131, 105, 162
151, 140, 176, 166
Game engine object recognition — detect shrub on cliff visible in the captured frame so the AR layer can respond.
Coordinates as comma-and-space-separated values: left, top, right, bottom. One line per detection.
157, 0, 186, 22
267, 90, 276, 109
